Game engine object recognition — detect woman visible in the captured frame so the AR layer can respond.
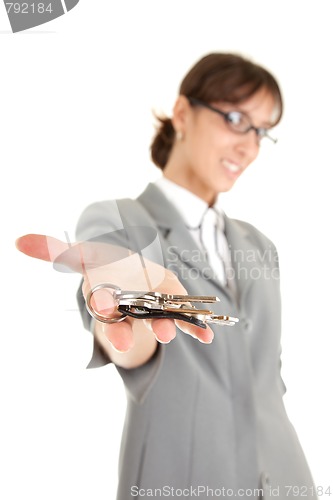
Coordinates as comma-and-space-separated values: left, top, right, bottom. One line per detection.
17, 53, 317, 499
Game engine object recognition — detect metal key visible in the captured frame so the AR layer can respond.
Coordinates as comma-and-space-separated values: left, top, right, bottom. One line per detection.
86, 283, 239, 329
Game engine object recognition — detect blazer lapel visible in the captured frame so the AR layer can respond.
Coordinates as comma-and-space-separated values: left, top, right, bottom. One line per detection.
137, 184, 234, 301
224, 216, 257, 302
137, 182, 205, 261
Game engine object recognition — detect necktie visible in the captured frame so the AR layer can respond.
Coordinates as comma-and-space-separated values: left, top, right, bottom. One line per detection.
199, 208, 234, 290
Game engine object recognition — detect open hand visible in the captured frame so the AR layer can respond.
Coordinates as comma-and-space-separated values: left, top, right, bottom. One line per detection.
16, 235, 214, 362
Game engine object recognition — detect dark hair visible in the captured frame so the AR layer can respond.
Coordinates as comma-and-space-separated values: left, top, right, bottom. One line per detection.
151, 53, 283, 170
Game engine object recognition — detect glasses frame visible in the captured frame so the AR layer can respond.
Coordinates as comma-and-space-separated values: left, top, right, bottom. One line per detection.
187, 96, 277, 144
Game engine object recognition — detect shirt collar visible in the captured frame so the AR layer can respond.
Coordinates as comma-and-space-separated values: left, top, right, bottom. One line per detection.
154, 176, 225, 229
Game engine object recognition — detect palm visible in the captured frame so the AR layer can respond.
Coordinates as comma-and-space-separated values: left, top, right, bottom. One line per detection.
16, 234, 214, 351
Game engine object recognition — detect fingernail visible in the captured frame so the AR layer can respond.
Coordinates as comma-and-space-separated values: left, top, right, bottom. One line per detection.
143, 319, 153, 331
155, 336, 171, 344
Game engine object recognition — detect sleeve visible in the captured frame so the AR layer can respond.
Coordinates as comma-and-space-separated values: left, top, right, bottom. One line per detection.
75, 198, 167, 396
116, 344, 165, 404
76, 283, 111, 368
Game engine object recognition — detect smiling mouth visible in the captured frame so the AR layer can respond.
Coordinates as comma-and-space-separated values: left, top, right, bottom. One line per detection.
221, 159, 242, 174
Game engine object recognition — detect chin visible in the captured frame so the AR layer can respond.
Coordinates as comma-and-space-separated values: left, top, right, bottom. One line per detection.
216, 179, 237, 194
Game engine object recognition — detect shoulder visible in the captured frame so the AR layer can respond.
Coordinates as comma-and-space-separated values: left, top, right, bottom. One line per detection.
75, 195, 157, 242
228, 216, 278, 252
77, 197, 149, 220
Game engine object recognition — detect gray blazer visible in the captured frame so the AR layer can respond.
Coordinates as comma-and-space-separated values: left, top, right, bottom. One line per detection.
76, 183, 316, 499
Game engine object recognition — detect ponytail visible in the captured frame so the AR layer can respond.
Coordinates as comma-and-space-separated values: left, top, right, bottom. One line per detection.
150, 116, 175, 170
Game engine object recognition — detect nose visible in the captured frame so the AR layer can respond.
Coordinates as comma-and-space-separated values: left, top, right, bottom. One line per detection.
234, 129, 260, 160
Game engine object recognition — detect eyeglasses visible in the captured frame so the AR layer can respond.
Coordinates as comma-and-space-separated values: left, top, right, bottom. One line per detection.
188, 97, 277, 144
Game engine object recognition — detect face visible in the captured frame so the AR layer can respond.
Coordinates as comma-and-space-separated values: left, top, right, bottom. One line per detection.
164, 87, 277, 205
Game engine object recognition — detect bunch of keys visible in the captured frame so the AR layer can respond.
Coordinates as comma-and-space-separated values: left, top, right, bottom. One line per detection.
86, 283, 239, 329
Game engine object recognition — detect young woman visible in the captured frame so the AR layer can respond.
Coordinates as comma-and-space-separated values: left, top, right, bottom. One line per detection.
17, 53, 317, 499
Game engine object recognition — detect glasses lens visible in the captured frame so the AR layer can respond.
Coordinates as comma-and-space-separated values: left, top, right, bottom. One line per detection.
227, 114, 277, 144
225, 111, 251, 133
188, 97, 277, 144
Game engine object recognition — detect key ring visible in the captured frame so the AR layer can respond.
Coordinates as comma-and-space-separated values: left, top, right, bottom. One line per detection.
85, 283, 239, 328
85, 283, 128, 324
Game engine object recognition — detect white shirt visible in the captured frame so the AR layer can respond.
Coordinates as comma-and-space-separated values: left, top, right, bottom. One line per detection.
154, 176, 229, 286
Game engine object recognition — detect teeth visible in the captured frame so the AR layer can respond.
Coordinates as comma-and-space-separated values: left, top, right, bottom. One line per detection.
223, 160, 241, 173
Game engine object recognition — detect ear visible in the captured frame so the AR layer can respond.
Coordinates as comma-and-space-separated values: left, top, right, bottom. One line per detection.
171, 95, 191, 135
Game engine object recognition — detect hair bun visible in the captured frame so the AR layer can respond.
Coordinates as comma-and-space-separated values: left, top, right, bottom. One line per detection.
150, 117, 175, 170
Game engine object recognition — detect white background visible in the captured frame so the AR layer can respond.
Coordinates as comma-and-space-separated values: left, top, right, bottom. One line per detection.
1, 1, 332, 498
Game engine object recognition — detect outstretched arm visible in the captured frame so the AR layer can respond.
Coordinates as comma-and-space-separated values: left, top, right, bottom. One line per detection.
16, 234, 214, 369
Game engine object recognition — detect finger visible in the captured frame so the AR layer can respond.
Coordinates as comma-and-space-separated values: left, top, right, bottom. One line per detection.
16, 234, 68, 262
102, 320, 134, 353
16, 234, 132, 275
174, 320, 214, 344
150, 318, 177, 344
16, 234, 85, 273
